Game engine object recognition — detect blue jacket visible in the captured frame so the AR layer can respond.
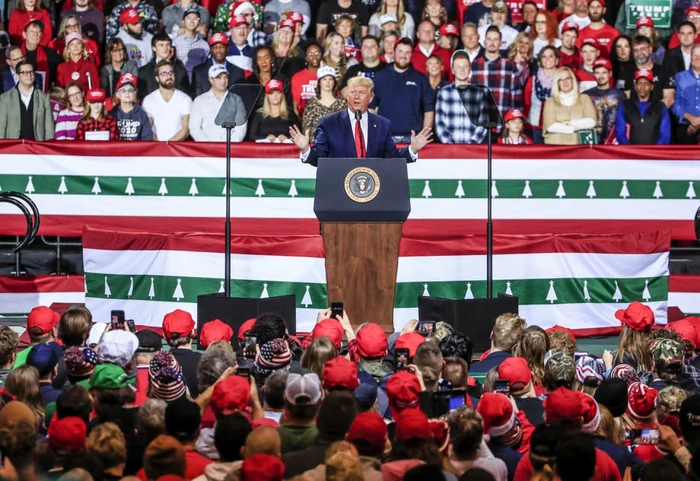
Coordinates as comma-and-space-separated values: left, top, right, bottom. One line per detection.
470, 350, 512, 374
303, 109, 414, 167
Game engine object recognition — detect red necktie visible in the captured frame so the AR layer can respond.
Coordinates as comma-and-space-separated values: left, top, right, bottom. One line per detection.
355, 119, 366, 158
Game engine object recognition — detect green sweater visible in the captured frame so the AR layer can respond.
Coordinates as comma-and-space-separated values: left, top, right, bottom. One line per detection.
277, 424, 318, 455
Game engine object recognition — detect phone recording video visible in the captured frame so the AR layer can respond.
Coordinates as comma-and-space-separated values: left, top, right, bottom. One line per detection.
630, 428, 659, 445
495, 379, 510, 395
110, 310, 125, 330
330, 302, 344, 320
396, 348, 410, 371
417, 321, 436, 337
236, 366, 251, 378
244, 334, 257, 359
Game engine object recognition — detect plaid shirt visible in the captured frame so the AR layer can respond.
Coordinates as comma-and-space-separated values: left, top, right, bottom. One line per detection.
435, 83, 488, 144
248, 29, 267, 48
682, 359, 700, 391
106, 1, 159, 39
76, 116, 120, 141
470, 56, 525, 118
173, 33, 209, 81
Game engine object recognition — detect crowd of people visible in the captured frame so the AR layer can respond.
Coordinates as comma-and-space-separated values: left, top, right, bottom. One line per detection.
0, 0, 699, 144
2, 301, 700, 481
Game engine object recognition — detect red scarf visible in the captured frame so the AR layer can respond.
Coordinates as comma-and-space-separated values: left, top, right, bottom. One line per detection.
21, 44, 49, 92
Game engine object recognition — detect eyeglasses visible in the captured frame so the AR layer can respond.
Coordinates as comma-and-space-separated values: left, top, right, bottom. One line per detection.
112, 48, 125, 53
159, 71, 175, 77
307, 51, 321, 57
535, 20, 547, 23
65, 23, 80, 29
118, 87, 136, 94
19, 70, 34, 76
558, 76, 572, 82
68, 91, 83, 98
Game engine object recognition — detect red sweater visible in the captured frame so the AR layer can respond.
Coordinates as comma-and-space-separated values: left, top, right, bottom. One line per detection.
8, 9, 53, 47
411, 43, 453, 78
50, 37, 102, 67
56, 58, 100, 90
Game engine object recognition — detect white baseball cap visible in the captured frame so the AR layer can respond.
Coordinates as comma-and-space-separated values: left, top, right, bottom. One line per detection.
317, 65, 337, 80
208, 64, 228, 78
284, 372, 322, 405
97, 330, 139, 367
380, 13, 398, 25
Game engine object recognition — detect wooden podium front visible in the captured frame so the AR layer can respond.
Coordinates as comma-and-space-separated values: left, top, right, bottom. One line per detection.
321, 222, 402, 333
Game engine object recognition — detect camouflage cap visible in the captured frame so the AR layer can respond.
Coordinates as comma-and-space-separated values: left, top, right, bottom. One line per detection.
650, 338, 684, 368
658, 386, 688, 414
545, 350, 575, 384
434, 321, 455, 341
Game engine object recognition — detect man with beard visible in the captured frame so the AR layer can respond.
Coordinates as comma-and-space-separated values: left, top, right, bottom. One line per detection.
105, 0, 159, 39
576, 0, 619, 58
471, 26, 525, 115
142, 60, 192, 141
370, 37, 434, 143
138, 33, 191, 99
618, 35, 674, 108
585, 58, 625, 143
191, 33, 245, 98
115, 8, 154, 68
291, 42, 322, 117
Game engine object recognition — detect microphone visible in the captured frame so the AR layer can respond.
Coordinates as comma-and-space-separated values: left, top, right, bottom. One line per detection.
353, 109, 365, 157
354, 109, 362, 121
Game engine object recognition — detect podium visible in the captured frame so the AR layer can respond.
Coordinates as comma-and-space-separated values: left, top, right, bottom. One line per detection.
314, 158, 410, 332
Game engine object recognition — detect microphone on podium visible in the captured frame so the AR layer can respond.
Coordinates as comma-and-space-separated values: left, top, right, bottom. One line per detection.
354, 109, 362, 121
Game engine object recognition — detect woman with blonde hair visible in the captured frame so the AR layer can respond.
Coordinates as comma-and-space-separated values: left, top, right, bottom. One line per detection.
380, 30, 399, 63
422, 0, 448, 29
513, 326, 549, 391
321, 32, 358, 81
56, 33, 99, 91
542, 67, 596, 144
606, 302, 655, 373
50, 15, 101, 67
300, 337, 338, 379
5, 365, 45, 423
508, 32, 534, 75
595, 405, 626, 446
302, 66, 347, 143
272, 19, 305, 77
248, 79, 300, 141
530, 10, 561, 56
368, 0, 415, 38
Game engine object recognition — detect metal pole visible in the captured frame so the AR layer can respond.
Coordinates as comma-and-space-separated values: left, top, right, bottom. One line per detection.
224, 125, 232, 297
486, 128, 493, 299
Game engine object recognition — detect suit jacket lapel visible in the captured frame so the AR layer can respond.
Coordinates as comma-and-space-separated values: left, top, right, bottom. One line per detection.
338, 109, 356, 157
366, 113, 378, 157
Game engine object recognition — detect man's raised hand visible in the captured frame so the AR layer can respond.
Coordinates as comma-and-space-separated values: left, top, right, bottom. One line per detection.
289, 125, 310, 153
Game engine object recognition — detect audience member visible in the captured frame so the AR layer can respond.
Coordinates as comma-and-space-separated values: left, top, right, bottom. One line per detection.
471, 314, 526, 374
115, 9, 154, 68
192, 33, 245, 98
585, 58, 625, 143
301, 66, 346, 142
0, 60, 55, 140
278, 372, 321, 455
543, 66, 596, 144
672, 43, 700, 144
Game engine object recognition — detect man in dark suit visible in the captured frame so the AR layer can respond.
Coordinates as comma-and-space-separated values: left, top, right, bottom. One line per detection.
663, 21, 697, 79
289, 76, 433, 167
191, 33, 245, 97
1, 47, 24, 93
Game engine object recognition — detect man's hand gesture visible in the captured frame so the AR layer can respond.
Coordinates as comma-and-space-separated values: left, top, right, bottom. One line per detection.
289, 125, 310, 153
410, 127, 433, 153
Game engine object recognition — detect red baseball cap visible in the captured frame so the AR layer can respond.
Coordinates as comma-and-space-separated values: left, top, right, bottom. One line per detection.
265, 79, 284, 94
581, 38, 599, 50
636, 15, 654, 28
116, 73, 137, 90
355, 323, 388, 358
237, 318, 256, 341
615, 301, 654, 331
477, 392, 516, 437
439, 23, 459, 37
346, 412, 387, 452
395, 408, 432, 441
229, 14, 248, 28
386, 370, 421, 420
211, 375, 250, 414
86, 89, 106, 102
593, 58, 612, 71
284, 11, 304, 23
323, 356, 360, 390
252, 418, 280, 429
503, 109, 526, 123
119, 8, 140, 25
497, 356, 532, 391
686, 5, 700, 16
240, 454, 284, 481
310, 318, 344, 349
634, 69, 654, 83
47, 416, 87, 452
668, 317, 700, 348
561, 21, 579, 33
199, 319, 233, 349
278, 18, 295, 30
27, 306, 60, 335
395, 332, 424, 358
544, 387, 584, 423
162, 309, 195, 340
209, 32, 229, 46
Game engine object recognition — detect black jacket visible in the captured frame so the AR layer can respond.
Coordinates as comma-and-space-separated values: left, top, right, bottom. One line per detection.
191, 58, 246, 98
662, 47, 688, 80
137, 58, 192, 100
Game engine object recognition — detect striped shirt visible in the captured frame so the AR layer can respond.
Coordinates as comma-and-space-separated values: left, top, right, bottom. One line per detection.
55, 108, 83, 140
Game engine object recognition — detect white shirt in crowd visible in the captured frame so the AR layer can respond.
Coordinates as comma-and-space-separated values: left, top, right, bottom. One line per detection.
142, 88, 192, 141
189, 90, 248, 142
116, 30, 154, 68
478, 23, 519, 50
558, 14, 591, 34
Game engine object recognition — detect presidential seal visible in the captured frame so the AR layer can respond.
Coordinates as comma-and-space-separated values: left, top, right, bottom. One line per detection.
344, 167, 380, 203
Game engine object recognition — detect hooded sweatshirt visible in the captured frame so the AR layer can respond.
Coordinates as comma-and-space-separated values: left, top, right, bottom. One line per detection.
192, 461, 240, 481
110, 104, 153, 141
